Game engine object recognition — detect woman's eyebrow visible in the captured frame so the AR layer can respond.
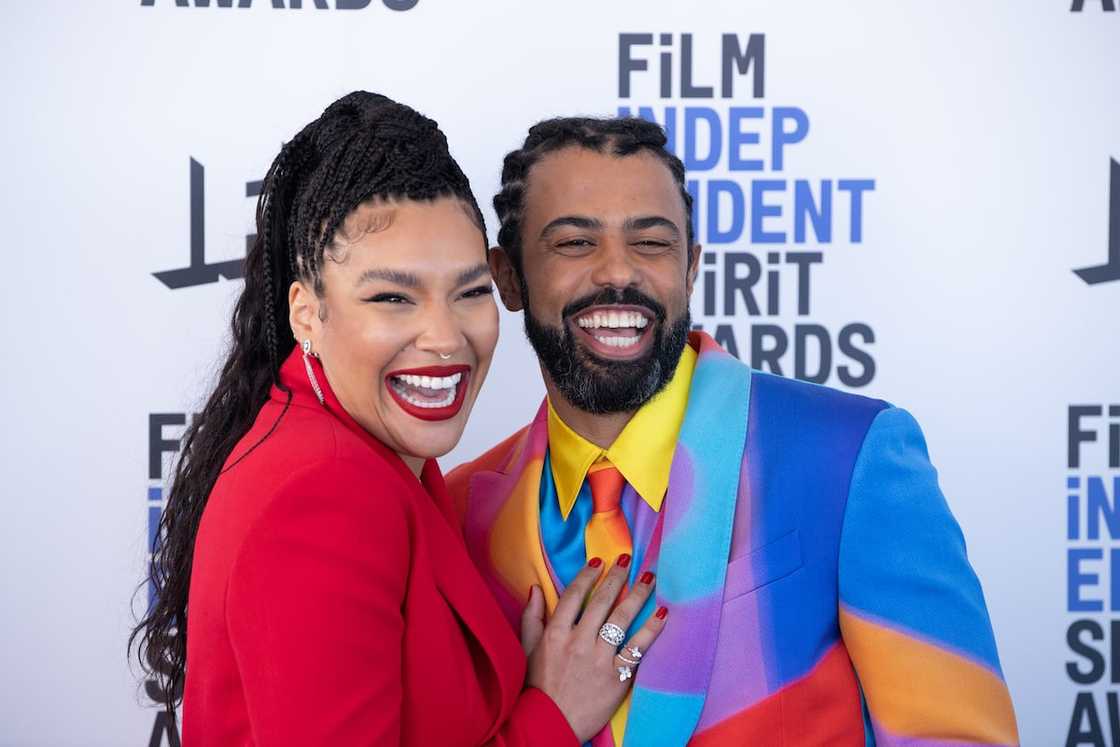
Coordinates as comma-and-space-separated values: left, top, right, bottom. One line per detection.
355, 264, 490, 289
355, 268, 421, 288
455, 263, 491, 287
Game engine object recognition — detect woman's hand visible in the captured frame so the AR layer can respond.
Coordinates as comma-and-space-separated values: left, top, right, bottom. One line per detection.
519, 557, 667, 743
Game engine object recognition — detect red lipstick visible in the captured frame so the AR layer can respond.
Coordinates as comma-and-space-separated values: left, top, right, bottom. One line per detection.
385, 365, 471, 422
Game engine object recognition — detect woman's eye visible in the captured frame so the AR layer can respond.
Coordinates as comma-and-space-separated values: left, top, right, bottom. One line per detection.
365, 293, 412, 304
461, 285, 495, 299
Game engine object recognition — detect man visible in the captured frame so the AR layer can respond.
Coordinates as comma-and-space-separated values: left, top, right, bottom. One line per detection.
447, 117, 1018, 747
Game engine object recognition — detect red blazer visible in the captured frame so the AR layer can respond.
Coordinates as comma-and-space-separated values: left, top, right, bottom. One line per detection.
183, 349, 577, 747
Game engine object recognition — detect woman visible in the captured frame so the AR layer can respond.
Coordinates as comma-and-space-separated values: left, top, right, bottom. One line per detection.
131, 91, 665, 745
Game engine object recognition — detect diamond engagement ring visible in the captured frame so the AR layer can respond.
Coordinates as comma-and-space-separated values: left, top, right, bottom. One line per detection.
598, 622, 626, 647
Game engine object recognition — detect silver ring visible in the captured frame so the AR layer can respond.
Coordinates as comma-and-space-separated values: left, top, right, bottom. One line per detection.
623, 644, 643, 660
616, 652, 641, 667
598, 622, 626, 647
616, 664, 634, 682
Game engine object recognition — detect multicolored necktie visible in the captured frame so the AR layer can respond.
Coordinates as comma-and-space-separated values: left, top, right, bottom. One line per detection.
581, 460, 634, 747
584, 460, 633, 576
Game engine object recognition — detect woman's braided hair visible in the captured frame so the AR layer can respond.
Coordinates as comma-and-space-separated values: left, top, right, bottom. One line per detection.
130, 91, 486, 712
492, 116, 693, 275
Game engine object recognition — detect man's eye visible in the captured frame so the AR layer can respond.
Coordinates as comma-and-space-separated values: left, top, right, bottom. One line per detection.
633, 240, 673, 254
557, 238, 594, 248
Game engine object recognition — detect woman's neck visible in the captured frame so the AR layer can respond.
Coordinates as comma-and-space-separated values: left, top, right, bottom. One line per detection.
399, 453, 425, 478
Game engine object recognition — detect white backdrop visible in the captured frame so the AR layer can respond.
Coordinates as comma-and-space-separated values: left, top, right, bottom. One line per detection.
1, 1, 1117, 745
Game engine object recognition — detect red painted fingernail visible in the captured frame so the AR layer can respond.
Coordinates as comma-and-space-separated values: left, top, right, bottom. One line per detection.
588, 557, 603, 568
639, 571, 654, 585
656, 606, 669, 620
618, 554, 632, 568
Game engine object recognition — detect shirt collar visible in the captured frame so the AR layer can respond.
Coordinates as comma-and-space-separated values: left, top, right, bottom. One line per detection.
546, 343, 697, 520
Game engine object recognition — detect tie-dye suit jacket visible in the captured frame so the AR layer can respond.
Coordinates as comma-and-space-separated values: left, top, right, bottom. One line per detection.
446, 332, 1018, 747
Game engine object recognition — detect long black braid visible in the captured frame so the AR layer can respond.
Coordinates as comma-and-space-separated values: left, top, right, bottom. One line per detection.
493, 116, 693, 275
130, 91, 486, 713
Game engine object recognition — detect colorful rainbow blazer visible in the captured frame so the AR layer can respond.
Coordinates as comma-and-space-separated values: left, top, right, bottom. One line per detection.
446, 332, 1018, 746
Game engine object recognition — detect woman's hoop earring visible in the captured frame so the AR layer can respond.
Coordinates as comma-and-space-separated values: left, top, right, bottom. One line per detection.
302, 339, 325, 406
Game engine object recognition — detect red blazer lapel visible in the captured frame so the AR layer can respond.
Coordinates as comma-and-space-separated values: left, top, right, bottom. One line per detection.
418, 462, 528, 715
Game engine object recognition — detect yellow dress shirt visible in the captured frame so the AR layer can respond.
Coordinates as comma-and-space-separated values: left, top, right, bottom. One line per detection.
546, 343, 698, 518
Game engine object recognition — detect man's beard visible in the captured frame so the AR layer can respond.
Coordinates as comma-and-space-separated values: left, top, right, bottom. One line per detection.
522, 286, 691, 415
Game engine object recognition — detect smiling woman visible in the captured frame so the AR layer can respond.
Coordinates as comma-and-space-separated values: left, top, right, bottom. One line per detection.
288, 197, 498, 473
129, 91, 666, 746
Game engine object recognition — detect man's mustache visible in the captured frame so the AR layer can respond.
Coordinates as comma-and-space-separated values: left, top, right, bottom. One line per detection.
560, 288, 667, 324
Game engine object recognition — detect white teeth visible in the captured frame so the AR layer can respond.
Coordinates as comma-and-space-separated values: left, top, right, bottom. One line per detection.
594, 335, 640, 348
394, 372, 462, 390
394, 385, 456, 409
390, 372, 463, 409
576, 310, 651, 330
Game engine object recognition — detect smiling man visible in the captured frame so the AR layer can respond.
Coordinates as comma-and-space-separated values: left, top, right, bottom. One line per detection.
447, 117, 1019, 747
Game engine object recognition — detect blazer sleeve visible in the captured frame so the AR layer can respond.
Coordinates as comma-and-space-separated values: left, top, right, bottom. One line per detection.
225, 457, 576, 747
836, 407, 1019, 747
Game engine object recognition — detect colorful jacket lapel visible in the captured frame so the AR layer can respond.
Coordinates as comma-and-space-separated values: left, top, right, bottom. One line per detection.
622, 333, 753, 747
461, 403, 561, 628
455, 332, 752, 746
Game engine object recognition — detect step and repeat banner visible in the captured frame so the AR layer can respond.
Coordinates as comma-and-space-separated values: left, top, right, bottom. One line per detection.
1, 1, 1116, 745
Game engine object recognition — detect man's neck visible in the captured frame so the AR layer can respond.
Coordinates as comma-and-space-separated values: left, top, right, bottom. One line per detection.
542, 371, 634, 449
